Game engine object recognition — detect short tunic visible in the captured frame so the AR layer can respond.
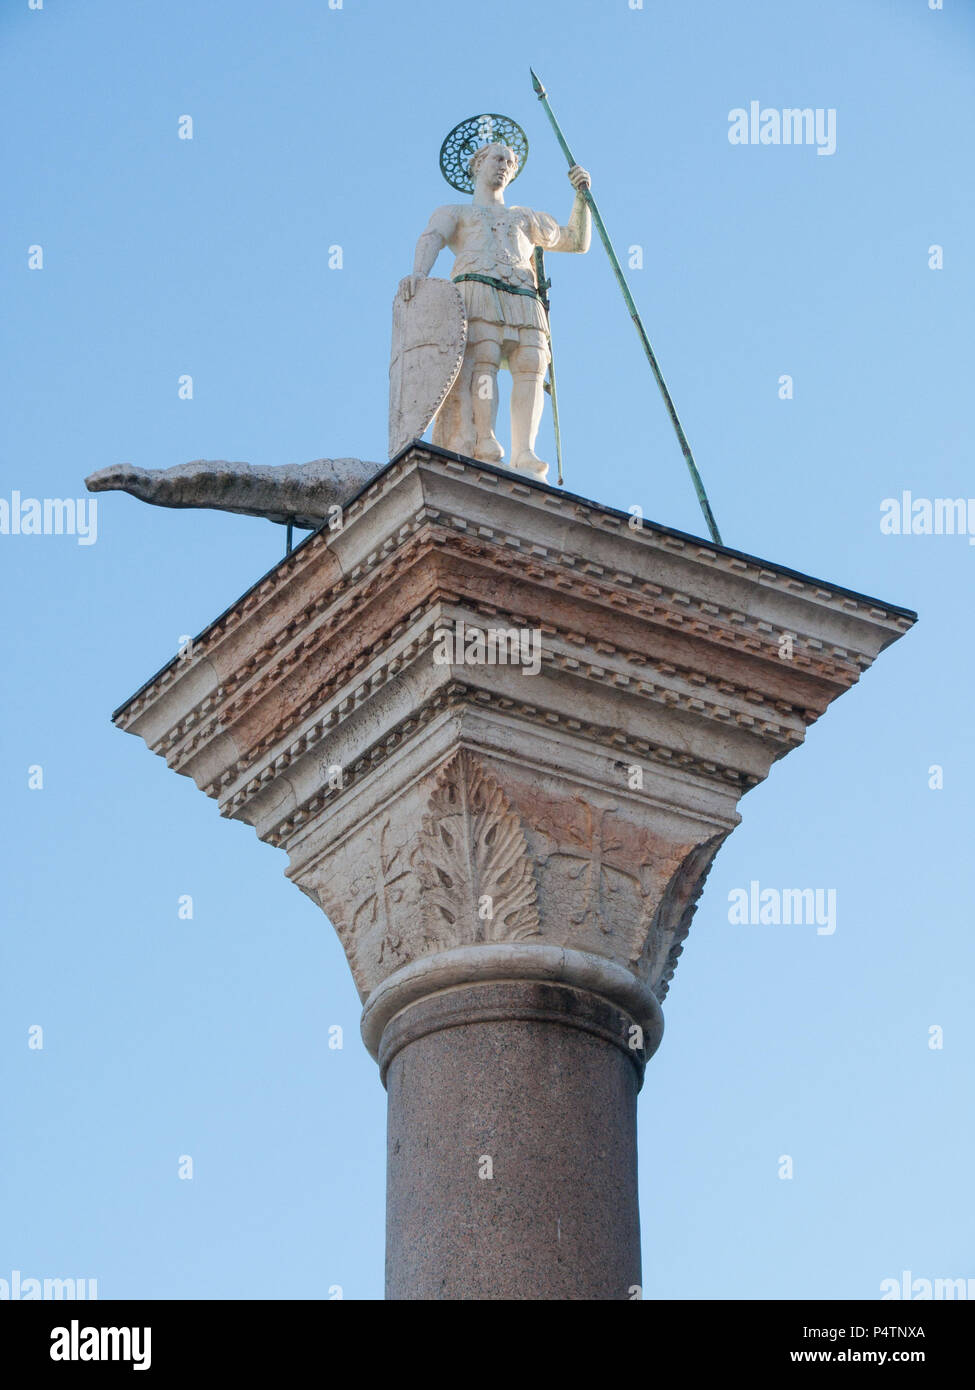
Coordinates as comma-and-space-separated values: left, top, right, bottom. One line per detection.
424, 202, 573, 335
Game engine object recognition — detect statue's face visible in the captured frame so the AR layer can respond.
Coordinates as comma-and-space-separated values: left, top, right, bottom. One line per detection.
475, 145, 518, 192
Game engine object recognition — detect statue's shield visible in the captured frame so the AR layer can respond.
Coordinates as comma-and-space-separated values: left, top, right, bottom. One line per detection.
388, 277, 467, 458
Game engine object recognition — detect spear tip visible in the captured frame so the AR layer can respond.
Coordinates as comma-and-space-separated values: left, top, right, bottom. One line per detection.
530, 67, 546, 98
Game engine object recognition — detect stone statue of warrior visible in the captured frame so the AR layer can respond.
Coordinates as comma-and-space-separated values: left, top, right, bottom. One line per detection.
401, 143, 591, 481
85, 135, 591, 523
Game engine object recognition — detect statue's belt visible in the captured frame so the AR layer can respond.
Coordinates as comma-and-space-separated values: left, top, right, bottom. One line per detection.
452, 273, 544, 305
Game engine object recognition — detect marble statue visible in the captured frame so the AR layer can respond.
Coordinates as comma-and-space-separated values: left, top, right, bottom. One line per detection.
83, 139, 589, 525
398, 143, 591, 481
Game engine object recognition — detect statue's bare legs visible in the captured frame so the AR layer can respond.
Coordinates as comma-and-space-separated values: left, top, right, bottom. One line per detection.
469, 329, 504, 464
435, 322, 550, 480
509, 327, 550, 479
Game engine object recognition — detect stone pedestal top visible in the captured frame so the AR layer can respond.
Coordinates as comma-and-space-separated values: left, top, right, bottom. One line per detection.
113, 444, 915, 1041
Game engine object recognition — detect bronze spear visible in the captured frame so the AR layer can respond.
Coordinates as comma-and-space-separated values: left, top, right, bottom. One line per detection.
530, 68, 723, 545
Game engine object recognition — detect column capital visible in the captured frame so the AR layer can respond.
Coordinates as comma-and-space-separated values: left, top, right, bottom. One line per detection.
113, 445, 915, 1040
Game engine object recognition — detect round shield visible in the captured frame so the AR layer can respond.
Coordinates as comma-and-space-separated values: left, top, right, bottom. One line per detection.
439, 114, 529, 194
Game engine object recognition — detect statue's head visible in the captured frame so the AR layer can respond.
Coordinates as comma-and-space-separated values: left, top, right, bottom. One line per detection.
468, 142, 519, 194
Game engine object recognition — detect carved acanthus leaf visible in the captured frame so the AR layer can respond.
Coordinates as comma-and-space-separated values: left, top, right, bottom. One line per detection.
642, 833, 729, 1000
419, 751, 540, 947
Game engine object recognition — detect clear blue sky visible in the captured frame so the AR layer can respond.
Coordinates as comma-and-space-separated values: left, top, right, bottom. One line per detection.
2, 0, 972, 1300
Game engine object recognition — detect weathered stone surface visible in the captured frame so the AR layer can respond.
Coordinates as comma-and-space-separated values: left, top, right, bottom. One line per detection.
114, 444, 914, 1019
85, 456, 380, 529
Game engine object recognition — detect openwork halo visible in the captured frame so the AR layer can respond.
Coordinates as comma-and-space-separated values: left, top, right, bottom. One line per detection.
439, 114, 529, 194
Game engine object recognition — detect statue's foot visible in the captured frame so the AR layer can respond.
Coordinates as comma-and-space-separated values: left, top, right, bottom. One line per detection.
474, 434, 504, 465
511, 450, 549, 483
